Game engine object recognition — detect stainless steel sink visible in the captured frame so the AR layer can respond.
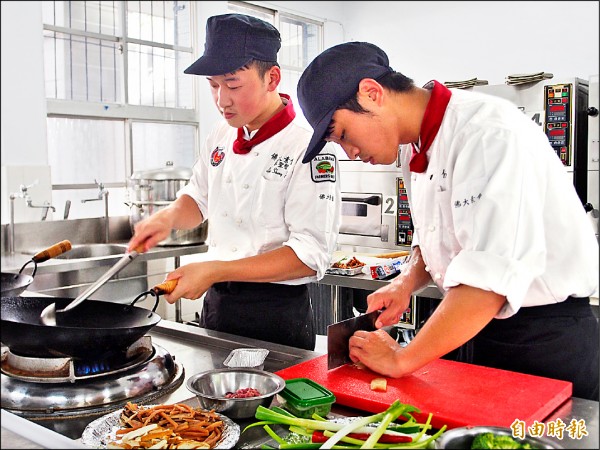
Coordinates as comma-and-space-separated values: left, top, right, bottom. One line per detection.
54, 243, 128, 259
26, 242, 146, 303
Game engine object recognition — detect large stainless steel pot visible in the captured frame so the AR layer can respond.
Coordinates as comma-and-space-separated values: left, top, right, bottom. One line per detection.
128, 162, 208, 246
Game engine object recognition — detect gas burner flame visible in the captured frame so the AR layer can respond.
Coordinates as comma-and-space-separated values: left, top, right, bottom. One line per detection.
75, 360, 113, 377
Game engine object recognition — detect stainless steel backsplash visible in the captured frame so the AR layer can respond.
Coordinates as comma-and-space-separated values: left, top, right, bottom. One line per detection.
1, 216, 133, 254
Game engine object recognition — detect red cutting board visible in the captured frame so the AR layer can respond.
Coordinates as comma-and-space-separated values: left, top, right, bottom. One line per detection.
276, 355, 571, 430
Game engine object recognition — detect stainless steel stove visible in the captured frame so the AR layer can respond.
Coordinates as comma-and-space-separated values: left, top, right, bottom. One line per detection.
0, 319, 321, 441
1, 335, 184, 438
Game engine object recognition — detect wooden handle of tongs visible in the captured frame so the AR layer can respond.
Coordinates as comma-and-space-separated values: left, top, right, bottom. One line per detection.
32, 240, 72, 263
153, 279, 178, 295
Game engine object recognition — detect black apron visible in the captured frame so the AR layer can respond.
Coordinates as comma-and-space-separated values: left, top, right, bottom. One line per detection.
445, 297, 599, 401
199, 281, 316, 351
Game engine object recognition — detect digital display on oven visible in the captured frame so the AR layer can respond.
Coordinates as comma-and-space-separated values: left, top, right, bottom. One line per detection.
544, 83, 572, 166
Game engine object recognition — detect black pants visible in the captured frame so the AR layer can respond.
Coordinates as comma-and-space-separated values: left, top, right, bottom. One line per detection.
446, 297, 599, 401
200, 282, 316, 351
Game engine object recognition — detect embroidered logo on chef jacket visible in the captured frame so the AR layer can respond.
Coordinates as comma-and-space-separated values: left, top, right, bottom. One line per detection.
210, 147, 225, 167
264, 153, 293, 179
310, 153, 337, 183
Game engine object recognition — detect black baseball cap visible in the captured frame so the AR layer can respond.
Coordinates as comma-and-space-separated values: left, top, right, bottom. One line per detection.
297, 42, 393, 163
184, 14, 281, 76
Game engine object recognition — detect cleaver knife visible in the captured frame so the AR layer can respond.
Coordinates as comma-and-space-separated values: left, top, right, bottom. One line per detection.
327, 310, 381, 370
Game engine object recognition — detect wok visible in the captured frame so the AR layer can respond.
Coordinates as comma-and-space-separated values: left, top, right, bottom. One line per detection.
1, 240, 72, 297
0, 283, 174, 358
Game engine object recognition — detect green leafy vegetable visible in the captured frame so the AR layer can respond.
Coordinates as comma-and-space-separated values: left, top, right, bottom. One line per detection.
244, 400, 447, 449
471, 432, 534, 449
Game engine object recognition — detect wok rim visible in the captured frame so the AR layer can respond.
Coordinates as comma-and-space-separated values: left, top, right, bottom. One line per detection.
1, 296, 161, 330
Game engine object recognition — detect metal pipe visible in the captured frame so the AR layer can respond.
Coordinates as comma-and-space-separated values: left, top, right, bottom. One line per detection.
9, 194, 16, 254
103, 191, 109, 243
174, 256, 182, 323
81, 180, 109, 243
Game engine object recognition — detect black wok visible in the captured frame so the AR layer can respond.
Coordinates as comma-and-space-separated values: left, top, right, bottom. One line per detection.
1, 240, 72, 297
1, 293, 164, 359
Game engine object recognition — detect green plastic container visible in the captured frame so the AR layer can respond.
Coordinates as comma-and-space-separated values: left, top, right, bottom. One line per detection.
277, 378, 336, 418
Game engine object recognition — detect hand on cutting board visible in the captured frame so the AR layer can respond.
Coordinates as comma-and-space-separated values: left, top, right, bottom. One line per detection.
349, 329, 406, 378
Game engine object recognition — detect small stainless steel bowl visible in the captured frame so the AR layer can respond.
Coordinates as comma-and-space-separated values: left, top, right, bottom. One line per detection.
186, 368, 286, 420
435, 426, 563, 449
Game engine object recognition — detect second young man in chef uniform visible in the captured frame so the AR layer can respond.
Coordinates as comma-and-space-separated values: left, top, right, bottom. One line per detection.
296, 42, 599, 400
128, 14, 340, 350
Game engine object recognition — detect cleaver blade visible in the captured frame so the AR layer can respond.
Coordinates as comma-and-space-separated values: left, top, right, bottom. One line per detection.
327, 310, 380, 370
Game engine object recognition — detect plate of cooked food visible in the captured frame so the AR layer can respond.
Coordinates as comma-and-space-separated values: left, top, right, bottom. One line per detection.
80, 402, 240, 449
326, 256, 366, 276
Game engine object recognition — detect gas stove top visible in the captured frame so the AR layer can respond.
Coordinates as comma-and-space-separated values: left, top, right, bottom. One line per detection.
1, 336, 184, 431
0, 320, 321, 440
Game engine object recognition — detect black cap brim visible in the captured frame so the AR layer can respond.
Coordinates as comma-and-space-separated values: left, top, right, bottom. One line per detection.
184, 55, 252, 76
302, 107, 335, 163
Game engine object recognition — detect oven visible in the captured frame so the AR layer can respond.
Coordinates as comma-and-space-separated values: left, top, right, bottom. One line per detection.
472, 76, 598, 233
337, 157, 413, 253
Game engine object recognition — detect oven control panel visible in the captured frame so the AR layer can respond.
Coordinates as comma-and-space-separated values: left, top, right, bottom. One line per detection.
396, 177, 414, 245
544, 83, 573, 166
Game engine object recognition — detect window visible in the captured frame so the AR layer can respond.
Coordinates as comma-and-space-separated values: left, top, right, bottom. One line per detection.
42, 1, 197, 219
227, 1, 323, 129
42, 1, 323, 220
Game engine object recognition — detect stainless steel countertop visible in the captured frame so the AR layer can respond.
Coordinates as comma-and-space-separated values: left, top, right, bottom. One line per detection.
2, 319, 598, 449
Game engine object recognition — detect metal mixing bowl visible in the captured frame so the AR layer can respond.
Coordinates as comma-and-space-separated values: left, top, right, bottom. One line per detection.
186, 368, 286, 420
434, 426, 563, 449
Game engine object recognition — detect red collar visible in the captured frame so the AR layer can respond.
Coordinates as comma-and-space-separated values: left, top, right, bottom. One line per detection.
409, 81, 452, 173
233, 94, 296, 154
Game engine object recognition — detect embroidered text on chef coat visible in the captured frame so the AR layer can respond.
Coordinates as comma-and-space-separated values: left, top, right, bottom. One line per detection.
265, 153, 293, 179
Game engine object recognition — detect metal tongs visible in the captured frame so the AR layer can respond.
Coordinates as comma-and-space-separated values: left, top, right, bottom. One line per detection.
39, 245, 145, 326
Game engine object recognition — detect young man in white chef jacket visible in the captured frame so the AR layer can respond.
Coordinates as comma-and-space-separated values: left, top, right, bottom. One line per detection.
128, 14, 340, 350
296, 42, 599, 400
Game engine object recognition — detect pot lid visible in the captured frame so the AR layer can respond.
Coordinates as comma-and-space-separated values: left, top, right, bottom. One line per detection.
131, 161, 192, 181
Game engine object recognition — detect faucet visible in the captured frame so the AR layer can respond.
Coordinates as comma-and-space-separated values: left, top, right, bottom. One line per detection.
20, 182, 56, 220
26, 198, 56, 221
81, 180, 110, 243
9, 183, 56, 253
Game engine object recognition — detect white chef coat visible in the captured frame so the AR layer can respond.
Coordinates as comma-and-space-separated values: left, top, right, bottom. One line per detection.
400, 87, 599, 318
177, 117, 341, 284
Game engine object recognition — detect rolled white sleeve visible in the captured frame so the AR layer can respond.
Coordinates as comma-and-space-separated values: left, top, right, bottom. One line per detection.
444, 251, 538, 318
283, 143, 341, 280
